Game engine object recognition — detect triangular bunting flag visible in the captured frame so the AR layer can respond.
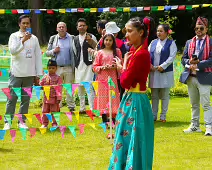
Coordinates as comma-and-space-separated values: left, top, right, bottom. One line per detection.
50, 126, 58, 132
59, 126, 66, 138
34, 114, 42, 124
73, 111, 79, 123
111, 90, 116, 99
33, 86, 41, 100
46, 113, 53, 123
52, 112, 61, 125
29, 128, 36, 138
13, 87, 21, 99
5, 114, 12, 126
99, 123, 107, 133
88, 123, 96, 130
72, 84, 80, 95
68, 126, 76, 138
78, 124, 85, 134
100, 81, 108, 89
2, 88, 12, 100
24, 114, 33, 124
39, 127, 47, 134
15, 114, 24, 124
43, 86, 51, 100
23, 87, 32, 98
92, 82, 99, 95
81, 82, 91, 95
86, 110, 94, 121
0, 130, 6, 140
0, 115, 2, 121
10, 130, 16, 142
92, 110, 100, 117
108, 78, 116, 88
53, 86, 62, 97
19, 128, 27, 140
63, 84, 72, 96
65, 112, 72, 122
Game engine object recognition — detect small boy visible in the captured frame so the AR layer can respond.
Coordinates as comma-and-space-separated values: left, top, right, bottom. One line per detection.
40, 59, 63, 128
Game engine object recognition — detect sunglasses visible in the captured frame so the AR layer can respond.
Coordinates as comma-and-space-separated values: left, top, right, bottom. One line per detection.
194, 26, 205, 31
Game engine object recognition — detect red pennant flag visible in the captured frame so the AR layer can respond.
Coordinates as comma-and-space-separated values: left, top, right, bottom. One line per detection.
0, 115, 2, 121
29, 128, 37, 138
0, 71, 2, 76
144, 7, 151, 11
178, 5, 186, 11
12, 10, 18, 14
78, 8, 84, 12
99, 81, 109, 89
47, 10, 54, 14
34, 114, 42, 124
53, 85, 62, 97
78, 124, 86, 134
110, 8, 116, 12
86, 110, 94, 121
2, 88, 12, 100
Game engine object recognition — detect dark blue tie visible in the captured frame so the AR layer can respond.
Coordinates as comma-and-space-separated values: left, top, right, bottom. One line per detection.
196, 39, 202, 51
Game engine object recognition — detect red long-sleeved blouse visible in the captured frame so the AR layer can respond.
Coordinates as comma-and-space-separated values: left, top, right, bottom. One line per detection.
120, 46, 151, 91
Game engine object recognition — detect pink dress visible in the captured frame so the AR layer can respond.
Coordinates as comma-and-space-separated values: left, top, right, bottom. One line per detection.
93, 49, 122, 117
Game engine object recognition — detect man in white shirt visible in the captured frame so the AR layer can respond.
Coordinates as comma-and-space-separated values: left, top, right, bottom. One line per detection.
73, 18, 97, 113
3, 15, 43, 130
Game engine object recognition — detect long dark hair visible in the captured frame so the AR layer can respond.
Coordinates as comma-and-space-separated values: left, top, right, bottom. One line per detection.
128, 16, 156, 45
101, 33, 117, 57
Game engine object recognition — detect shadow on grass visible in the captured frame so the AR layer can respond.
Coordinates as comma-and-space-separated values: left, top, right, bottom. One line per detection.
0, 148, 13, 153
154, 121, 190, 128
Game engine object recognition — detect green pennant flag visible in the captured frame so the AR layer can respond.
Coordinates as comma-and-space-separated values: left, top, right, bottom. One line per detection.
108, 77, 116, 88
92, 110, 100, 117
19, 128, 27, 140
13, 87, 21, 99
68, 126, 76, 138
53, 112, 61, 125
151, 6, 158, 12
186, 5, 192, 10
116, 8, 123, 12
63, 84, 72, 96
5, 114, 12, 125
5, 10, 12, 14
84, 8, 90, 12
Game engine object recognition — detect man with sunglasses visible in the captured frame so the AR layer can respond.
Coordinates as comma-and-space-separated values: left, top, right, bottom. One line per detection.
180, 17, 212, 136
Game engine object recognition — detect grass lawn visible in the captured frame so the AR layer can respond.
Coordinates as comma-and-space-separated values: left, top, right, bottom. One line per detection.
0, 97, 212, 170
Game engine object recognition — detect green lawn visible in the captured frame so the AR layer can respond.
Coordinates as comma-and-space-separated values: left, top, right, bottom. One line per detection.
0, 97, 212, 170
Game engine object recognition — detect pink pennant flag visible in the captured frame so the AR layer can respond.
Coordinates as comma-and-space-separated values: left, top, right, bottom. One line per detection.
34, 114, 42, 124
15, 114, 24, 124
59, 126, 67, 138
0, 115, 2, 121
53, 85, 62, 97
23, 87, 32, 98
99, 81, 109, 89
86, 110, 94, 121
10, 130, 16, 143
65, 112, 72, 122
72, 84, 80, 95
29, 128, 37, 138
78, 124, 86, 134
2, 88, 12, 100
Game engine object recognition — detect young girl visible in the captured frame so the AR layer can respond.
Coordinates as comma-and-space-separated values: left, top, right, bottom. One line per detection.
40, 59, 63, 128
108, 17, 155, 170
93, 33, 122, 125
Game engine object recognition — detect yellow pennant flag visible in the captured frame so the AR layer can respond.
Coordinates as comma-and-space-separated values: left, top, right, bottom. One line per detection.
39, 128, 47, 134
74, 111, 80, 123
24, 114, 33, 124
123, 7, 130, 12
202, 4, 211, 7
192, 5, 199, 8
92, 81, 99, 95
111, 90, 116, 98
59, 9, 66, 13
158, 6, 165, 11
0, 9, 5, 14
88, 123, 96, 130
43, 86, 51, 100
90, 8, 97, 12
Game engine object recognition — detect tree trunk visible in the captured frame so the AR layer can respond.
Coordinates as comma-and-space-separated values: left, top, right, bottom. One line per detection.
28, 0, 46, 45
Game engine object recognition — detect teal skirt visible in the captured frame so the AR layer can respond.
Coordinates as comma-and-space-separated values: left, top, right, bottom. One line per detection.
108, 92, 154, 170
